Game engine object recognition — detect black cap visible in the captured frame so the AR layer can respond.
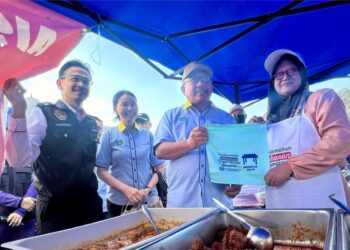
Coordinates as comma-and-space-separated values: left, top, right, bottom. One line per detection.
135, 113, 150, 122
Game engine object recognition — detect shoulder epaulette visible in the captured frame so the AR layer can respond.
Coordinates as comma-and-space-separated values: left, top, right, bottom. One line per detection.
37, 102, 54, 108
37, 102, 53, 107
85, 114, 102, 124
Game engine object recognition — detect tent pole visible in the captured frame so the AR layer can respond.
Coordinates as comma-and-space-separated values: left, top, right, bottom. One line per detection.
169, 1, 350, 38
234, 83, 241, 104
193, 1, 301, 63
243, 99, 264, 108
310, 58, 350, 80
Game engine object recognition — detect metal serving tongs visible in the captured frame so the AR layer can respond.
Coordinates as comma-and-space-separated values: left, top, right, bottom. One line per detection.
141, 204, 160, 235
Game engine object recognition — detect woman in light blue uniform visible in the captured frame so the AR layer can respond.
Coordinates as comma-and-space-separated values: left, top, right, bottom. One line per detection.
96, 90, 163, 217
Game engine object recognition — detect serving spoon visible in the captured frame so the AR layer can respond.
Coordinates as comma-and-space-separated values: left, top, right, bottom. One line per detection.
141, 205, 160, 235
329, 193, 350, 214
212, 197, 274, 250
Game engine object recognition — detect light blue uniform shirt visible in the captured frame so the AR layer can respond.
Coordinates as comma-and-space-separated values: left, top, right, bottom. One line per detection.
96, 123, 163, 205
154, 102, 235, 208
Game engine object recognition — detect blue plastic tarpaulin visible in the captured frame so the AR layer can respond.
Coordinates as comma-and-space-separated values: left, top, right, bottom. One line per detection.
34, 0, 350, 103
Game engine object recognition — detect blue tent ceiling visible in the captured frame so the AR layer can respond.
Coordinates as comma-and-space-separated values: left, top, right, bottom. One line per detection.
35, 0, 350, 103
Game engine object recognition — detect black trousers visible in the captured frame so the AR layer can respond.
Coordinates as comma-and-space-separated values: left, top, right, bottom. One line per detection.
106, 199, 134, 217
36, 190, 103, 235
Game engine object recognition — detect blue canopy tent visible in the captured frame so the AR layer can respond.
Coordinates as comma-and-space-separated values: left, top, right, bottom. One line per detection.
35, 0, 350, 104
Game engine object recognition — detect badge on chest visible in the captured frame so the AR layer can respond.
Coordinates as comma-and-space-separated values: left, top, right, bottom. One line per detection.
54, 109, 67, 121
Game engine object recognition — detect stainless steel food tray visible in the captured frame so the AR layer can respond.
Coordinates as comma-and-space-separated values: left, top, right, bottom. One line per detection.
140, 209, 336, 250
2, 208, 214, 250
336, 210, 350, 250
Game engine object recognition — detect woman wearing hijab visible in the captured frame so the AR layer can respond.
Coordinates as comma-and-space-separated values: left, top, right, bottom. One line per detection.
251, 49, 350, 208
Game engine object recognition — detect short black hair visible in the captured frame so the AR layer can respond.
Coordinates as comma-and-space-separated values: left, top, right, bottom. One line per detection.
58, 60, 91, 78
112, 90, 137, 108
112, 90, 137, 120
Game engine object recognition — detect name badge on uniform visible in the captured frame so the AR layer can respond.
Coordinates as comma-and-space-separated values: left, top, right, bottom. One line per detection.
179, 116, 186, 122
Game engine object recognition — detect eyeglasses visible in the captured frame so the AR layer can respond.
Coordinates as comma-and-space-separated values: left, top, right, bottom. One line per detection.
184, 77, 212, 85
61, 74, 93, 86
273, 67, 298, 80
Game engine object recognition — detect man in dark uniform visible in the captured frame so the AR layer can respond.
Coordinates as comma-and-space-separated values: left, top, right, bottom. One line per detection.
4, 60, 103, 234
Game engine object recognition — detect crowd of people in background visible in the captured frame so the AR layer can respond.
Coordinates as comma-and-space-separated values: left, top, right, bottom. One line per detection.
1, 49, 350, 243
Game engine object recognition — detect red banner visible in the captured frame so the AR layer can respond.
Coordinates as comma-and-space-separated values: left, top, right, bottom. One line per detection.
0, 0, 85, 86
0, 0, 85, 174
